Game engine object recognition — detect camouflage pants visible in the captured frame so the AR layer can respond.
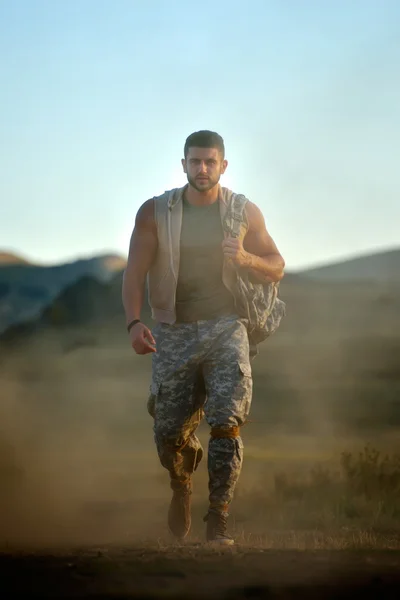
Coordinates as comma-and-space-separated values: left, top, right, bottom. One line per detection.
147, 314, 252, 515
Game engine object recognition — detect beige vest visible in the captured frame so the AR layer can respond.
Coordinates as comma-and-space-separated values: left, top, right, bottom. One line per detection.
147, 184, 248, 323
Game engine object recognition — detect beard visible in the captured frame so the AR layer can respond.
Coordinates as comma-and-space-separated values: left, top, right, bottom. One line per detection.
186, 173, 220, 192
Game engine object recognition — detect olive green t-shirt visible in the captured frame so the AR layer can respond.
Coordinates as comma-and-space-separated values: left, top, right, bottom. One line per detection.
175, 196, 236, 322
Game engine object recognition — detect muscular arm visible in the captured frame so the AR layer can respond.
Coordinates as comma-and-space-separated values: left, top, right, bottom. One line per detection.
223, 201, 285, 283
122, 199, 158, 325
242, 202, 285, 283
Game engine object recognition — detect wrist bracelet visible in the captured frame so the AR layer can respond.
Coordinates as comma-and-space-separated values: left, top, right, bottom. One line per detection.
127, 319, 140, 333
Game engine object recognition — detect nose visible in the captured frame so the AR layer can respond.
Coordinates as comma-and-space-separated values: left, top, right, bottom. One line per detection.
198, 161, 207, 173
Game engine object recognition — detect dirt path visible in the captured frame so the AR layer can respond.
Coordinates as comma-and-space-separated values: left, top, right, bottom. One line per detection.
1, 545, 400, 599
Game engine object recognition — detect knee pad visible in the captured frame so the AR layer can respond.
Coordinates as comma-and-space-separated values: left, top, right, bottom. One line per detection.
210, 426, 240, 439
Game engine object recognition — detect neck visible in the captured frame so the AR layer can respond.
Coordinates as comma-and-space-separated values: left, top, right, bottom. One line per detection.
184, 183, 220, 206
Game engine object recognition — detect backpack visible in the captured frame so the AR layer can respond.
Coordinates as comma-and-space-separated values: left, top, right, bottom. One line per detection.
222, 193, 286, 356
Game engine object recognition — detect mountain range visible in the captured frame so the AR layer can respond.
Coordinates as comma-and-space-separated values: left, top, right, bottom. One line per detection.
0, 246, 399, 340
0, 251, 127, 333
297, 248, 400, 283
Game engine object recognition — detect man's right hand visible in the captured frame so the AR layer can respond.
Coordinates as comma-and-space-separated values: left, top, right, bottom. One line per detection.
129, 322, 157, 354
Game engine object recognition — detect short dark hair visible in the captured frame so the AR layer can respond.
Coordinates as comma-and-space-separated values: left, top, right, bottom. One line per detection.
184, 130, 225, 159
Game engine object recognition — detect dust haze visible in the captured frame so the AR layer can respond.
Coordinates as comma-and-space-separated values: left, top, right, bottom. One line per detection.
1, 295, 399, 550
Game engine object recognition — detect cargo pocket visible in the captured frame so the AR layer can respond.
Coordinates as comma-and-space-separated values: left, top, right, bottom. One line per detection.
237, 361, 253, 423
209, 436, 243, 469
147, 380, 160, 418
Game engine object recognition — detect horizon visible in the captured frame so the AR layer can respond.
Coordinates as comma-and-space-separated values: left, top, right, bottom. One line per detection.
1, 242, 399, 273
1, 1, 400, 270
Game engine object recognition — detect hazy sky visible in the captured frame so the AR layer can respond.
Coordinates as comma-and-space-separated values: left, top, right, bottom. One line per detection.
1, 0, 399, 270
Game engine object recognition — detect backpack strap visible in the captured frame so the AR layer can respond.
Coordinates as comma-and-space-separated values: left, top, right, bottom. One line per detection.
224, 193, 248, 238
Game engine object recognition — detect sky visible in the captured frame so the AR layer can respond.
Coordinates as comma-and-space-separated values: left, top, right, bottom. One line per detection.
0, 0, 399, 271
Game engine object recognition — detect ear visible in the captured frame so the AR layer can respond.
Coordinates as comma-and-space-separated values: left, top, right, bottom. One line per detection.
221, 159, 228, 174
181, 158, 187, 173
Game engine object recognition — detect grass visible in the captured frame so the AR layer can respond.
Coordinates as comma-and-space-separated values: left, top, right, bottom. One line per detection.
230, 445, 400, 538
1, 443, 399, 551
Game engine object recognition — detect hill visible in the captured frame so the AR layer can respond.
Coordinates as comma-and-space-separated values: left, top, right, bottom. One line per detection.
2, 245, 397, 335
299, 248, 400, 283
0, 252, 126, 333
0, 251, 31, 265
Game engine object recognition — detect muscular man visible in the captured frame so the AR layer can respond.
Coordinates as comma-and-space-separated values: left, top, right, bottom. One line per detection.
122, 130, 285, 545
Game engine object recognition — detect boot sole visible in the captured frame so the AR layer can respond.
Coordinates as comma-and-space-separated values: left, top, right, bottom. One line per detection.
206, 538, 235, 546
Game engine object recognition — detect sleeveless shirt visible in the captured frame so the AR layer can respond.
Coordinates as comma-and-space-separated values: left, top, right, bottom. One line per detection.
175, 196, 236, 322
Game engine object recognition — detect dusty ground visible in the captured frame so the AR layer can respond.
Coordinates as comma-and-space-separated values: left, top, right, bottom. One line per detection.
1, 326, 399, 598
1, 543, 400, 599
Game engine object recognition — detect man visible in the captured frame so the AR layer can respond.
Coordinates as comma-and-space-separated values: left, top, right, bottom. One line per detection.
122, 130, 285, 545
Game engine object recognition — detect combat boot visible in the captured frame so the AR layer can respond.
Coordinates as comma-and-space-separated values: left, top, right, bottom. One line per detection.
204, 510, 234, 546
168, 479, 192, 540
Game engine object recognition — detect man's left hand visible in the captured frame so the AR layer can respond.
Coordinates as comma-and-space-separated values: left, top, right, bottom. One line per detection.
222, 237, 251, 268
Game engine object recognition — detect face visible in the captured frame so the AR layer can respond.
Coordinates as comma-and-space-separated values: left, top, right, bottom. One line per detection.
182, 147, 228, 192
